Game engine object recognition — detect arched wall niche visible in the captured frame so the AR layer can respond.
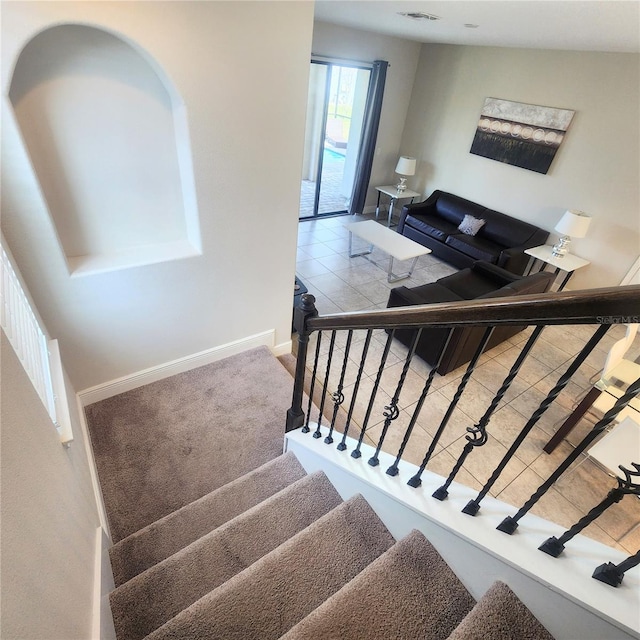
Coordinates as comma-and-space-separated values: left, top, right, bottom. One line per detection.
9, 23, 201, 277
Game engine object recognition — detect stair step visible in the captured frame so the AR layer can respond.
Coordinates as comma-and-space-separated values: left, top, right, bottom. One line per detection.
144, 494, 395, 640
109, 451, 306, 586
110, 471, 342, 640
281, 529, 476, 640
446, 581, 555, 640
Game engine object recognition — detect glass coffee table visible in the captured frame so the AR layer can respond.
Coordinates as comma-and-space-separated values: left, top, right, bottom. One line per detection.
345, 220, 431, 283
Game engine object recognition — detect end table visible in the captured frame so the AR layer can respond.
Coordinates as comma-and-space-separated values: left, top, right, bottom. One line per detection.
374, 185, 420, 227
524, 245, 590, 291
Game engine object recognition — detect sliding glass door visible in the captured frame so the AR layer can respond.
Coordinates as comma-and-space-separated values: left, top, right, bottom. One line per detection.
300, 61, 371, 219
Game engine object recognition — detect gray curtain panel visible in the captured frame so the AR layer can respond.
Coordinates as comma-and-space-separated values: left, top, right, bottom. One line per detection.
348, 60, 389, 215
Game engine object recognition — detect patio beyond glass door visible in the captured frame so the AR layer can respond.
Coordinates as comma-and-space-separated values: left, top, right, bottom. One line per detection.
300, 61, 371, 219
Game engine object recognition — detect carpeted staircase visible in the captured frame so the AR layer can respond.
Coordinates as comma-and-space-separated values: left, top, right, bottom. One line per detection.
86, 346, 555, 640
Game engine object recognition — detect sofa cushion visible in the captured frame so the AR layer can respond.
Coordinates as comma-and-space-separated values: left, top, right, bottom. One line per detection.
437, 268, 506, 300
405, 213, 459, 242
482, 209, 541, 247
434, 192, 487, 226
388, 283, 464, 307
445, 234, 501, 263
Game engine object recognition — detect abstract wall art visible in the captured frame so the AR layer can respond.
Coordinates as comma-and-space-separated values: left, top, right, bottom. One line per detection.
470, 98, 575, 174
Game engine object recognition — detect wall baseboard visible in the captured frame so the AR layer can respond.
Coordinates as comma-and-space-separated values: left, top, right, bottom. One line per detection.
92, 527, 116, 640
78, 330, 277, 406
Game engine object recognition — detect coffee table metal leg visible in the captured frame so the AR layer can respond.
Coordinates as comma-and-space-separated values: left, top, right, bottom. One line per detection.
348, 231, 374, 258
388, 255, 420, 283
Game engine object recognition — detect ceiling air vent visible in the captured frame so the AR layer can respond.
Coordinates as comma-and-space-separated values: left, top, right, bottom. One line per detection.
398, 12, 441, 21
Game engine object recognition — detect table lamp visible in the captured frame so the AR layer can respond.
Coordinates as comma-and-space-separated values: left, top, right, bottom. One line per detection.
395, 156, 416, 192
551, 209, 591, 258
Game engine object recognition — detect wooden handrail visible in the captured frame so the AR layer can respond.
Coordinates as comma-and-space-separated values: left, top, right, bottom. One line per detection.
304, 284, 640, 332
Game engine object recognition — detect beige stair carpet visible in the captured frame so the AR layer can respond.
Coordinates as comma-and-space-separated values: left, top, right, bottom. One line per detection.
109, 451, 306, 586
145, 495, 395, 640
85, 346, 294, 541
110, 471, 342, 640
447, 581, 555, 640
281, 529, 476, 640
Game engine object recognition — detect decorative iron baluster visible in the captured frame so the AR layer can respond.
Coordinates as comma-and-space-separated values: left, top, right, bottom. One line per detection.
409, 327, 495, 490
325, 330, 353, 444
539, 463, 640, 557
352, 330, 395, 459
463, 324, 608, 514
338, 330, 373, 451
286, 293, 318, 432
314, 330, 337, 439
497, 376, 640, 534
593, 550, 640, 587
303, 331, 323, 434
387, 329, 455, 477
369, 329, 423, 467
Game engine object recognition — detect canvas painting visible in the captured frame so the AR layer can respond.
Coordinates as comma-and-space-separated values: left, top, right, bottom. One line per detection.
470, 98, 575, 174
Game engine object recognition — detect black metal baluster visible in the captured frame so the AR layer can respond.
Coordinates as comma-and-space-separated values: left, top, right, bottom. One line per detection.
352, 330, 395, 459
286, 293, 318, 432
497, 377, 640, 534
314, 330, 337, 439
369, 329, 423, 467
593, 550, 640, 587
539, 463, 640, 557
408, 327, 495, 489
463, 324, 608, 515
303, 331, 323, 433
325, 330, 353, 444
387, 329, 455, 477
338, 330, 373, 451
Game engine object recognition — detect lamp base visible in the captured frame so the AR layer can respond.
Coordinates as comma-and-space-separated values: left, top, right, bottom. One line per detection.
396, 177, 407, 192
551, 235, 571, 258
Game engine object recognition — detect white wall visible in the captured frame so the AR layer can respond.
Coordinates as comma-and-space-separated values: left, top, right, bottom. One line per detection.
1, 332, 101, 639
1, 1, 314, 389
312, 21, 423, 210
401, 44, 640, 289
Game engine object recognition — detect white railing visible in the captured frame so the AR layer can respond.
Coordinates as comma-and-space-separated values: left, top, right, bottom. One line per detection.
1, 241, 72, 443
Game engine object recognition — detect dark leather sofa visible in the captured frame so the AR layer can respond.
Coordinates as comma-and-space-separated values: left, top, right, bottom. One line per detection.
397, 190, 549, 275
386, 261, 555, 375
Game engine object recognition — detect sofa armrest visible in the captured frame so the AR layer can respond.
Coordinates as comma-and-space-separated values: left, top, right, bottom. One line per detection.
471, 260, 522, 285
498, 226, 550, 275
498, 245, 537, 275
397, 190, 440, 235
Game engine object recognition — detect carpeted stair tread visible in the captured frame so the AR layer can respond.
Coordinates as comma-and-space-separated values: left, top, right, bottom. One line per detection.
110, 471, 342, 640
281, 529, 476, 640
86, 345, 294, 542
144, 494, 395, 640
446, 581, 555, 640
110, 451, 306, 586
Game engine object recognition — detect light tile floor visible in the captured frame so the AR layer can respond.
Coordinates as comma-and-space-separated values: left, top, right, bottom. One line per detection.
296, 212, 640, 555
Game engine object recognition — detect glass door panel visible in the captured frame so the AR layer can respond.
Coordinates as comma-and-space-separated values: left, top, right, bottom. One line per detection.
300, 62, 371, 219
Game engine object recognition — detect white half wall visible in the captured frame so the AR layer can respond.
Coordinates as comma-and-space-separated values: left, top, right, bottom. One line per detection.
400, 44, 640, 290
286, 427, 640, 640
1, 332, 102, 639
1, 1, 314, 389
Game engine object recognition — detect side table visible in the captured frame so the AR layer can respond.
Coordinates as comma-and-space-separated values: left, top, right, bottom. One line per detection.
374, 185, 420, 227
524, 245, 590, 291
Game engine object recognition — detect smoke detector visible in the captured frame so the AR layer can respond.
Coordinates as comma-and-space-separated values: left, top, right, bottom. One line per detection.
398, 12, 441, 21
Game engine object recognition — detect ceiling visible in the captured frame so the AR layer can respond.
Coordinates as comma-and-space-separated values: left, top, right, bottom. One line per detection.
314, 1, 640, 53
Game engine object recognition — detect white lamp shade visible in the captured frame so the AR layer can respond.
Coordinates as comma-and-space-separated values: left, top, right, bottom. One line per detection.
554, 209, 591, 238
395, 156, 416, 176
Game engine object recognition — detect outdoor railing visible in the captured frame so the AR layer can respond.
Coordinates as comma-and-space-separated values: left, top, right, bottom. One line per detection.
286, 284, 640, 587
